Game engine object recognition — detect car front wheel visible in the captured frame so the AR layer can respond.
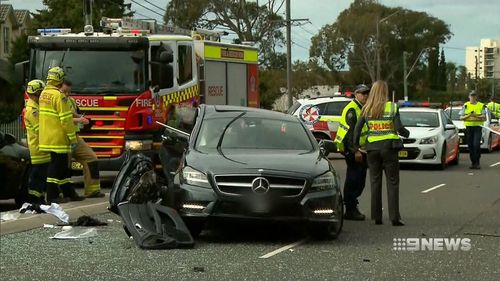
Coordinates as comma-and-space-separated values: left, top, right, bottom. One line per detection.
309, 194, 344, 240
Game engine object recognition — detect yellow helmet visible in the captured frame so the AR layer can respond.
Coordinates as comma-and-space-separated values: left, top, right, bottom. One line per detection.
26, 79, 46, 95
46, 66, 65, 82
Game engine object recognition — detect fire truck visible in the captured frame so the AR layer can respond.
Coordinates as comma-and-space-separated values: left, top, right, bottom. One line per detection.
16, 17, 260, 171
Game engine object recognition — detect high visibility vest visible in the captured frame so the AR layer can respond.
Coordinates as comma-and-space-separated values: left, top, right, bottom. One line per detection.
39, 84, 78, 153
24, 99, 51, 164
463, 101, 485, 127
366, 102, 400, 143
486, 102, 500, 118
334, 100, 368, 152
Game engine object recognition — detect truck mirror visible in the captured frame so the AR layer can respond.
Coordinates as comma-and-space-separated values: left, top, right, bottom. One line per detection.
15, 61, 29, 86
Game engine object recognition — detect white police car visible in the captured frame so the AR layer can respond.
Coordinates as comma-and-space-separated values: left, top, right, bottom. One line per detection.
398, 105, 460, 169
287, 95, 352, 141
444, 106, 500, 152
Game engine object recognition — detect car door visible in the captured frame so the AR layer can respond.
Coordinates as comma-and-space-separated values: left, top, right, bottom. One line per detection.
441, 111, 458, 158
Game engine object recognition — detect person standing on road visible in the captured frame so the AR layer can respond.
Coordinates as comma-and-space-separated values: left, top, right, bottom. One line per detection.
334, 84, 370, 220
39, 67, 84, 203
24, 79, 50, 204
353, 80, 409, 226
486, 96, 500, 119
60, 80, 104, 198
460, 91, 486, 169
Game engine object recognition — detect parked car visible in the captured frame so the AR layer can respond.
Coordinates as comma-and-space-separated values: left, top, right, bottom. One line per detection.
444, 106, 500, 152
399, 107, 460, 169
162, 105, 344, 239
287, 95, 351, 141
0, 132, 30, 206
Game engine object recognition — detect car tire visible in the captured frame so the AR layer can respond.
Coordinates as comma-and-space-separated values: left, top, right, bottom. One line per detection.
14, 164, 30, 207
436, 144, 447, 170
309, 194, 344, 240
450, 145, 460, 166
185, 221, 204, 238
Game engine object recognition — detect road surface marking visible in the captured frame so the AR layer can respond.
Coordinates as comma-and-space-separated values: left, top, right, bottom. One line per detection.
421, 184, 447, 194
259, 239, 307, 259
490, 162, 500, 167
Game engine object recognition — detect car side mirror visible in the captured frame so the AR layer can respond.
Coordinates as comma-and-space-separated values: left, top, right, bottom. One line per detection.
319, 139, 337, 155
4, 133, 17, 145
445, 124, 456, 130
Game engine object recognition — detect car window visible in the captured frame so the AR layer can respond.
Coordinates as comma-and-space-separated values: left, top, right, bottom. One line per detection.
196, 116, 313, 151
400, 111, 440, 127
323, 101, 350, 116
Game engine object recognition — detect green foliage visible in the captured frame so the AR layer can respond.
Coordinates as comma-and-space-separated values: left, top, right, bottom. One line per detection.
32, 0, 131, 33
437, 49, 447, 91
309, 0, 452, 98
427, 46, 439, 90
259, 69, 285, 109
165, 0, 286, 67
8, 34, 30, 65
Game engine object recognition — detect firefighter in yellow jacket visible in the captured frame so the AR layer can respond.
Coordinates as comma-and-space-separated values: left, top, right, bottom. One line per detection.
39, 67, 84, 203
24, 79, 51, 204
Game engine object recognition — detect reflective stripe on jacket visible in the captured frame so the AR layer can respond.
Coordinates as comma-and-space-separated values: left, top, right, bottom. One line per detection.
39, 84, 78, 153
366, 102, 400, 143
25, 99, 51, 164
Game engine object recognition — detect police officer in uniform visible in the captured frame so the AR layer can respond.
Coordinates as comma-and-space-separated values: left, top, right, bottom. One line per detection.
39, 67, 84, 203
460, 91, 486, 169
353, 80, 409, 226
24, 80, 51, 204
486, 96, 500, 119
334, 84, 370, 220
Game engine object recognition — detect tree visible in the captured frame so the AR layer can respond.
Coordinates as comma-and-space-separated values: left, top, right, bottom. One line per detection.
427, 46, 439, 90
8, 34, 29, 65
310, 0, 451, 93
164, 0, 286, 67
437, 49, 447, 91
32, 0, 132, 33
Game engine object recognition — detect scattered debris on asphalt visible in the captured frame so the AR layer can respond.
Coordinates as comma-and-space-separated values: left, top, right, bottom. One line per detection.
0, 212, 21, 221
50, 227, 98, 239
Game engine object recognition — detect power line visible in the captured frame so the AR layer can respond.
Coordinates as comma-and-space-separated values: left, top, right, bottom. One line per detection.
291, 40, 308, 50
130, 0, 164, 18
143, 0, 167, 13
298, 25, 316, 36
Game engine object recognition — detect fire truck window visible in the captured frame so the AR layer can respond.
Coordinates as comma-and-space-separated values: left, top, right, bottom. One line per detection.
151, 46, 173, 89
178, 45, 193, 85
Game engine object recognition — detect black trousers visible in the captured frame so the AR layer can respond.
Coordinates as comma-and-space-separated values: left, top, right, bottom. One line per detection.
343, 152, 367, 209
28, 163, 49, 202
46, 152, 75, 202
466, 126, 482, 165
367, 148, 401, 221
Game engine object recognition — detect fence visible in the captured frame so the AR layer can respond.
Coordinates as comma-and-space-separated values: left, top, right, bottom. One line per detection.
0, 115, 25, 141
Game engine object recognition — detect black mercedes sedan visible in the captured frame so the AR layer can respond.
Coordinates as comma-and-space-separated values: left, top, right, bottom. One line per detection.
165, 105, 343, 239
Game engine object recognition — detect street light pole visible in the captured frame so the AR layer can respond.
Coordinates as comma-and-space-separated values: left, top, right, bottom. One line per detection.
286, 0, 293, 108
403, 47, 435, 101
376, 10, 399, 81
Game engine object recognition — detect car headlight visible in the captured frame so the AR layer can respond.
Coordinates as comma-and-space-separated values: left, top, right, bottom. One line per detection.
419, 136, 438, 144
181, 166, 210, 188
310, 171, 336, 192
125, 140, 152, 150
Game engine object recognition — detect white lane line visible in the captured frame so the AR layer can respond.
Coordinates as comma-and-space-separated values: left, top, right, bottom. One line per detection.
421, 183, 447, 194
490, 161, 500, 167
259, 239, 307, 259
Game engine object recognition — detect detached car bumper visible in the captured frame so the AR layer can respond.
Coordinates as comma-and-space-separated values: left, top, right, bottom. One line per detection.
172, 183, 341, 223
398, 144, 442, 164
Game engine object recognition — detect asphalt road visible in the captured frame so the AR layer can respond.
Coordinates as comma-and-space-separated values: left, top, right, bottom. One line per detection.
1, 151, 499, 281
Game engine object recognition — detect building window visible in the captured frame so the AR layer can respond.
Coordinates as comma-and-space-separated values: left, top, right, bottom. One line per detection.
3, 27, 10, 54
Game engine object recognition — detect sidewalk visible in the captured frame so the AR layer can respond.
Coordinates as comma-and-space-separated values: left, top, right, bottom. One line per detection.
0, 195, 110, 235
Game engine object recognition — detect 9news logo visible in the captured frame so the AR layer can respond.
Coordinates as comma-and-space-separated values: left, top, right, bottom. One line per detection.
393, 238, 471, 251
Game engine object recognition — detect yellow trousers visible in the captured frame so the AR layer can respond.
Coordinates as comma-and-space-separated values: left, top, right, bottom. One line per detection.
72, 136, 101, 195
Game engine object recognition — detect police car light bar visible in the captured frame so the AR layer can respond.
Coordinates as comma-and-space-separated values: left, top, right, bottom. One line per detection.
37, 28, 71, 35
398, 101, 442, 108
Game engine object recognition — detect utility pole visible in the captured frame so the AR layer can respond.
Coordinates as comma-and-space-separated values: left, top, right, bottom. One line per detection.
403, 51, 408, 101
286, 0, 293, 108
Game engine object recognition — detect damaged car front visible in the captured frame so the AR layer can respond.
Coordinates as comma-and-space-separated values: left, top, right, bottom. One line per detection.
166, 105, 343, 239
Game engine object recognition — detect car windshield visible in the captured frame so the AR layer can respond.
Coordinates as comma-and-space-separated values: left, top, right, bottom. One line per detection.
445, 108, 462, 121
31, 49, 147, 94
400, 111, 440, 127
195, 115, 314, 151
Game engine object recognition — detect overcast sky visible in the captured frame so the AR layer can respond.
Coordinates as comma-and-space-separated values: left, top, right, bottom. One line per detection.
4, 0, 499, 65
